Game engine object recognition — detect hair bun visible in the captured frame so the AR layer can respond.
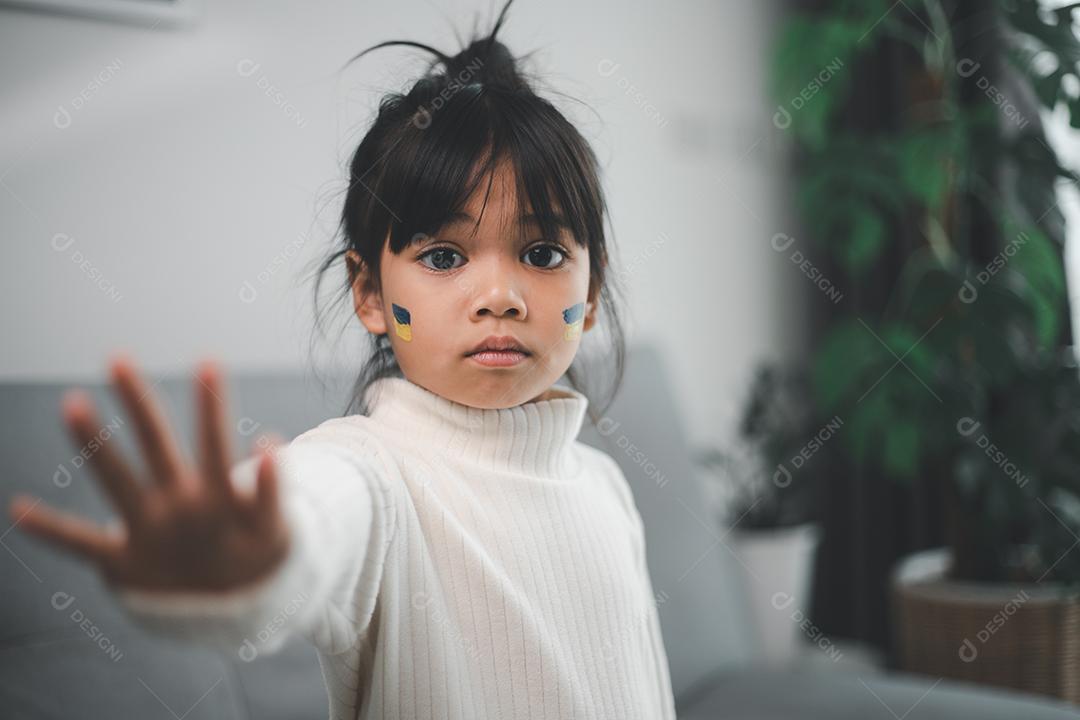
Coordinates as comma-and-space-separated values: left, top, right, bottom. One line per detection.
342, 0, 526, 96
442, 37, 525, 92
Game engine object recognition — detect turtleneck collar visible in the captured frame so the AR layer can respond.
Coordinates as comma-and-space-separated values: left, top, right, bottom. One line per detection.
363, 375, 589, 478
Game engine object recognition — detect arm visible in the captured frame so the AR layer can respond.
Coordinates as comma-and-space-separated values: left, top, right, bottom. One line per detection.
9, 358, 395, 662
635, 521, 678, 719
112, 439, 394, 660
595, 449, 678, 719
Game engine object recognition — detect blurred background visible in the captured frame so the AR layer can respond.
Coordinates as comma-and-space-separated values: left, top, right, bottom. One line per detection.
5, 0, 1080, 717
0, 0, 792, 440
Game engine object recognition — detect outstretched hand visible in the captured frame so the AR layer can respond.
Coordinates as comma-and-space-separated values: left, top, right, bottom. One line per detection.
7, 356, 291, 594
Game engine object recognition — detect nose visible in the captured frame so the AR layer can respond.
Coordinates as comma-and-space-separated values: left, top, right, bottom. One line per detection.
470, 257, 527, 320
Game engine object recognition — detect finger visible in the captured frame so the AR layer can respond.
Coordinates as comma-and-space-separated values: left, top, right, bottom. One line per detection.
194, 360, 237, 508
61, 389, 146, 528
251, 442, 283, 526
109, 354, 188, 490
8, 495, 123, 566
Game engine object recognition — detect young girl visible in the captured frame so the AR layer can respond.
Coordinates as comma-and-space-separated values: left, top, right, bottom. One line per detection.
7, 1, 677, 717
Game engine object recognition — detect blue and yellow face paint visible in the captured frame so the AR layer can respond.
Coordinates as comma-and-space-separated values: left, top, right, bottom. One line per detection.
562, 302, 585, 341
391, 303, 412, 342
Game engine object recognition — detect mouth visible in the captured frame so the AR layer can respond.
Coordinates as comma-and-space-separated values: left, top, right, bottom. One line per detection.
466, 335, 532, 367
467, 350, 531, 367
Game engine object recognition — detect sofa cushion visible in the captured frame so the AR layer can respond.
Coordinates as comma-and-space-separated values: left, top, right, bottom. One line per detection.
677, 667, 1080, 719
0, 372, 341, 720
577, 344, 762, 699
0, 629, 247, 719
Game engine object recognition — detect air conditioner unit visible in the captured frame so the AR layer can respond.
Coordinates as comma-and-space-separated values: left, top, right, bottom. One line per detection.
0, 0, 200, 28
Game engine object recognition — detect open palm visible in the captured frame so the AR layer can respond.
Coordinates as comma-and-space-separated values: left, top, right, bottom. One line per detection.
7, 357, 291, 594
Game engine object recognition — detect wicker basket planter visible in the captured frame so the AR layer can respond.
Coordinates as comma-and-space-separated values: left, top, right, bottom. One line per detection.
891, 548, 1080, 704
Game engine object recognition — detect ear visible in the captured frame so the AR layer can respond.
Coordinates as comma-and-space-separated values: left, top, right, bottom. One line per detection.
582, 283, 600, 332
346, 250, 388, 335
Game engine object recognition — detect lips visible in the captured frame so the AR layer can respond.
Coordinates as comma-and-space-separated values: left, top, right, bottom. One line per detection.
466, 335, 531, 356
468, 349, 530, 367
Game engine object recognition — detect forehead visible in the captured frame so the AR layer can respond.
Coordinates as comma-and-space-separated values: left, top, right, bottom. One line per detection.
442, 161, 569, 236
449, 158, 529, 230
441, 210, 549, 234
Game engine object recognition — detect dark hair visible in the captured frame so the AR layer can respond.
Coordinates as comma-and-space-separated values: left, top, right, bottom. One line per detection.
306, 0, 627, 423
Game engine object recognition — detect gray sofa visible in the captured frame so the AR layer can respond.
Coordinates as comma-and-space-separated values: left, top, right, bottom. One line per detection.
2, 344, 1078, 718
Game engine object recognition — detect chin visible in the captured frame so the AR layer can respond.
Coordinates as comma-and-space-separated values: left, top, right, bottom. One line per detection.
461, 376, 542, 409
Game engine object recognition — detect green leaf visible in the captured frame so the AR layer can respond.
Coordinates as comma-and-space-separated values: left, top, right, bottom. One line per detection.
812, 319, 884, 412
812, 319, 939, 411
898, 127, 954, 209
1033, 68, 1063, 108
1001, 223, 1066, 349
845, 386, 891, 467
884, 419, 920, 478
944, 277, 1035, 386
845, 204, 887, 274
770, 16, 863, 149
798, 139, 907, 272
881, 324, 938, 380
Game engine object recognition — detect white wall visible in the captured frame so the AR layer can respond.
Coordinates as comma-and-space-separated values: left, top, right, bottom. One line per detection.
0, 0, 796, 449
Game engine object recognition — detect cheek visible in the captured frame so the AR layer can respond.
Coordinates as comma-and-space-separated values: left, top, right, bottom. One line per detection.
390, 302, 413, 342
561, 301, 586, 341
531, 266, 589, 344
387, 292, 450, 346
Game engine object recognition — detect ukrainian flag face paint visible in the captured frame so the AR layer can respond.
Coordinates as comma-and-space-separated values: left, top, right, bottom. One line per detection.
391, 302, 412, 342
562, 302, 585, 341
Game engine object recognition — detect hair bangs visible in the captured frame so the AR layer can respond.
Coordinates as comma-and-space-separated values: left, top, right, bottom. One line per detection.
379, 87, 603, 263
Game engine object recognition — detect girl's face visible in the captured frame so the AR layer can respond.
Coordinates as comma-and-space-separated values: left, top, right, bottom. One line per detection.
348, 158, 598, 409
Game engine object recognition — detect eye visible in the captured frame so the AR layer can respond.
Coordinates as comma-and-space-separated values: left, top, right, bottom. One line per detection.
417, 247, 465, 272
522, 243, 568, 269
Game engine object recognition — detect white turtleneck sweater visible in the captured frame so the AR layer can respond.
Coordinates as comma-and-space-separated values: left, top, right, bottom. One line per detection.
112, 376, 677, 720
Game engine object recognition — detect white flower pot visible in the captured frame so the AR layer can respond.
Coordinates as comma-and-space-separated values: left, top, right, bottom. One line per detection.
729, 522, 822, 667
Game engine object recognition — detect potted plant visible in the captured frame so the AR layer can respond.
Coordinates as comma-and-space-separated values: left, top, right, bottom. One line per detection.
891, 348, 1080, 701
695, 364, 826, 666
771, 0, 1080, 701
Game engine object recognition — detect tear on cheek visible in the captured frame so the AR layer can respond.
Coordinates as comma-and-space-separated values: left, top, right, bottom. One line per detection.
392, 302, 412, 342
562, 302, 584, 341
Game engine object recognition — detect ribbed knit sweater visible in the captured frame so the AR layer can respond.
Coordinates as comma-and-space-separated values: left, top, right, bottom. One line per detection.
112, 375, 678, 719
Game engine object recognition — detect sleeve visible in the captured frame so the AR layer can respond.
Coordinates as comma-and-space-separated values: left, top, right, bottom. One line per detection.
108, 438, 395, 661
636, 525, 678, 719
596, 450, 678, 719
